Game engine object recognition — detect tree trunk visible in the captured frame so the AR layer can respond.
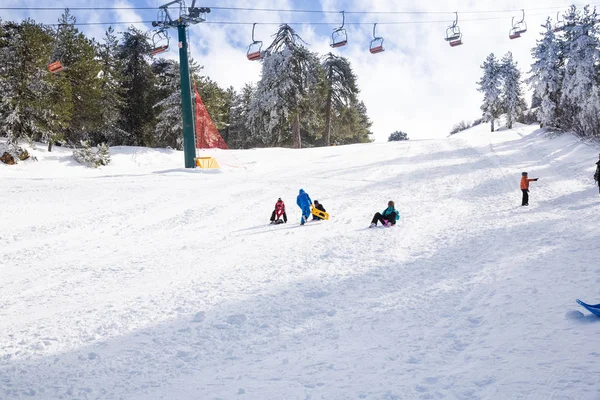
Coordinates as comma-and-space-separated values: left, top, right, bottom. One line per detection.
292, 113, 301, 149
490, 119, 495, 132
48, 140, 53, 152
325, 90, 332, 146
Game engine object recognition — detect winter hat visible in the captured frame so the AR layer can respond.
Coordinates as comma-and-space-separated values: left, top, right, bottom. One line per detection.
522, 172, 528, 176
314, 200, 319, 204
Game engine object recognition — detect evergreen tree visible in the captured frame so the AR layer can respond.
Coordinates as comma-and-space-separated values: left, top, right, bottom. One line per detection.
322, 53, 359, 146
388, 130, 409, 141
94, 26, 126, 145
527, 18, 563, 129
248, 24, 320, 148
153, 59, 184, 149
500, 52, 525, 129
219, 86, 237, 146
228, 83, 255, 148
118, 26, 155, 146
477, 53, 502, 132
331, 100, 373, 145
152, 58, 204, 149
54, 10, 103, 146
560, 5, 600, 135
0, 20, 71, 150
195, 75, 230, 131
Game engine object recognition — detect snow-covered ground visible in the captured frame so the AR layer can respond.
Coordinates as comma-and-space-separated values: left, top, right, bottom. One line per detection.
1, 124, 600, 400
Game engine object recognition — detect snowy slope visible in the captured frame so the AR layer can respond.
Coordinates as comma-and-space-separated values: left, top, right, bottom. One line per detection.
1, 125, 600, 400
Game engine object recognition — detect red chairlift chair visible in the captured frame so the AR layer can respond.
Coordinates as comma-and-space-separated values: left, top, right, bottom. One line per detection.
369, 23, 384, 54
48, 60, 64, 73
48, 24, 67, 74
509, 10, 527, 39
247, 23, 263, 61
150, 29, 170, 56
445, 12, 463, 47
331, 11, 348, 48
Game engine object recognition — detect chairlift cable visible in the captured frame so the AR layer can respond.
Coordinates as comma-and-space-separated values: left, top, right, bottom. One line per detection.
1, 4, 598, 14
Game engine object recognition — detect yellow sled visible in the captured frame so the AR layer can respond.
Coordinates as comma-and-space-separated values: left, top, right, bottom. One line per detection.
195, 156, 220, 169
310, 205, 330, 220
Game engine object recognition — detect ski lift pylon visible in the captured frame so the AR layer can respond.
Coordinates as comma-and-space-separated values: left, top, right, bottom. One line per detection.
445, 12, 463, 47
247, 23, 263, 61
330, 11, 348, 48
509, 9, 527, 39
47, 23, 67, 74
150, 29, 170, 56
369, 23, 384, 54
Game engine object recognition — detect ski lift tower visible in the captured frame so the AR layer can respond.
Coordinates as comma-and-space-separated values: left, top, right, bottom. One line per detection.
153, 1, 210, 168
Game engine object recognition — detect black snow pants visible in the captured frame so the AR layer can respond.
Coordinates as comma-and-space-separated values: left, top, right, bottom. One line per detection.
371, 211, 396, 226
270, 210, 287, 222
521, 189, 529, 206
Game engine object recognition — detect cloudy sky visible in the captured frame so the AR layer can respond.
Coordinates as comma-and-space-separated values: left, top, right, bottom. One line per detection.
2, 0, 587, 141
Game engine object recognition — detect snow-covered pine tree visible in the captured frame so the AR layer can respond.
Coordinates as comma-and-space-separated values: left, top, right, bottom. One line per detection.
527, 18, 563, 129
477, 53, 502, 132
500, 52, 525, 130
0, 19, 71, 152
248, 24, 320, 148
94, 26, 126, 145
322, 52, 359, 146
560, 5, 600, 136
153, 59, 184, 149
72, 140, 111, 167
227, 83, 255, 149
152, 58, 203, 149
388, 131, 409, 141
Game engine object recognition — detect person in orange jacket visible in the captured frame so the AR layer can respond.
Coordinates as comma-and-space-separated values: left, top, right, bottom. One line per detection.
520, 172, 539, 206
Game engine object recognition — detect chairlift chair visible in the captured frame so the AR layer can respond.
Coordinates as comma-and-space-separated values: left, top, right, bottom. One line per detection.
48, 60, 64, 74
509, 10, 527, 39
369, 23, 384, 54
151, 29, 169, 56
247, 23, 263, 61
48, 24, 67, 74
445, 13, 463, 47
331, 11, 348, 48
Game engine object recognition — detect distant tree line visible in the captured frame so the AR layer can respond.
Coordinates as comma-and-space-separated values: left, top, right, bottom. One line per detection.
0, 12, 373, 156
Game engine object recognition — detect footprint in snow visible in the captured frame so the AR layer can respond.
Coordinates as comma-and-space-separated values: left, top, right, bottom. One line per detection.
192, 311, 205, 323
227, 314, 247, 326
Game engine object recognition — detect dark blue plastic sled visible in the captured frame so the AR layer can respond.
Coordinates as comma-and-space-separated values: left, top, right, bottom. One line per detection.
577, 299, 600, 317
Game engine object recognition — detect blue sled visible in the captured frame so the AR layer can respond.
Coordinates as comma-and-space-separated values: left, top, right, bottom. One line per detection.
576, 299, 600, 317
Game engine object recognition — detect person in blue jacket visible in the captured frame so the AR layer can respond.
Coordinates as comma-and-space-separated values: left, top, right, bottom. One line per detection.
369, 200, 400, 227
296, 189, 313, 225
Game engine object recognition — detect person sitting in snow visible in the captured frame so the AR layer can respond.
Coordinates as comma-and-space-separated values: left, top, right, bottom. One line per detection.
296, 189, 313, 225
270, 198, 287, 224
520, 172, 539, 206
369, 201, 400, 228
312, 200, 327, 220
594, 153, 600, 194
